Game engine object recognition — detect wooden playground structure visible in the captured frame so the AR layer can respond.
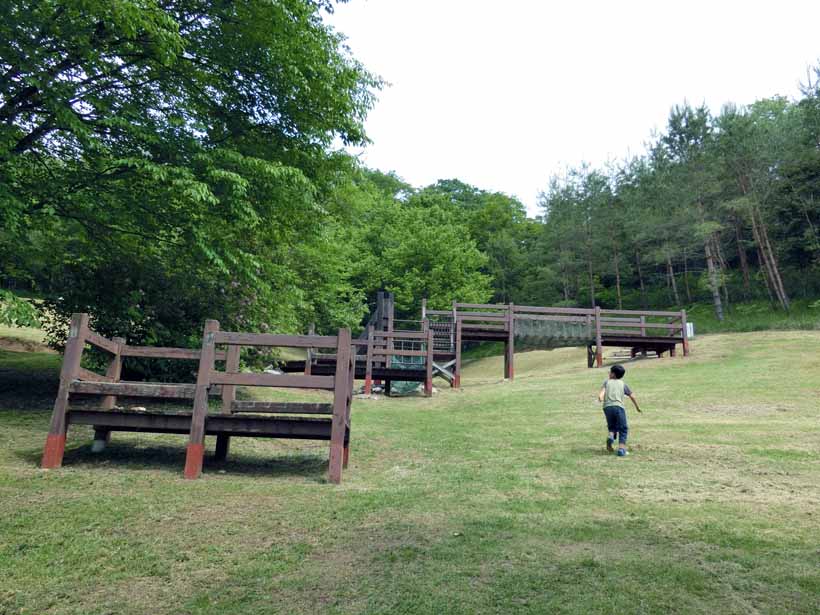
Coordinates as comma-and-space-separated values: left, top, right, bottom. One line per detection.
41, 298, 689, 479
285, 294, 690, 391
41, 314, 355, 482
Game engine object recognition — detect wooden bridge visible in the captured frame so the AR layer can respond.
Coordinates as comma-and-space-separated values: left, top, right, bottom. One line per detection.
283, 294, 690, 393
423, 302, 690, 387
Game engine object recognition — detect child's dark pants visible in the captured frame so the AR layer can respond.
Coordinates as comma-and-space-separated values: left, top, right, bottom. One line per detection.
603, 405, 628, 444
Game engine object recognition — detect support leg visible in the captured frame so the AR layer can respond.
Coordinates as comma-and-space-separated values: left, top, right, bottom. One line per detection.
91, 428, 111, 453
214, 435, 231, 461
42, 313, 88, 469
343, 443, 350, 469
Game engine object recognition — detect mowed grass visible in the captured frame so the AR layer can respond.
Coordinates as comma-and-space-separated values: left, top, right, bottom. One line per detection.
1, 332, 819, 614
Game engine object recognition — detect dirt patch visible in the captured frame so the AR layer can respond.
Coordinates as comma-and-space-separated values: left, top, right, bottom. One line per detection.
0, 337, 53, 353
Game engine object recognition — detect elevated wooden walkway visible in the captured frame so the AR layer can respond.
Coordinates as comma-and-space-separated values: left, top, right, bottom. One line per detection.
423, 302, 690, 387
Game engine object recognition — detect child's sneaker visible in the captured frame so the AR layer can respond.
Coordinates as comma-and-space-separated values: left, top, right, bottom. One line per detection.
616, 449, 628, 457
606, 437, 615, 452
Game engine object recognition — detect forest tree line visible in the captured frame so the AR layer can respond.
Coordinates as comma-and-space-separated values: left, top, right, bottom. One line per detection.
1, 1, 819, 351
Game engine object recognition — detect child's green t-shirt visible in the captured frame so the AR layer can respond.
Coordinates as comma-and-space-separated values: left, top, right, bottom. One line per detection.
602, 379, 632, 409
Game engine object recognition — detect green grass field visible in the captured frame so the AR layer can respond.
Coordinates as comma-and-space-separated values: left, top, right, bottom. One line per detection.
1, 331, 819, 614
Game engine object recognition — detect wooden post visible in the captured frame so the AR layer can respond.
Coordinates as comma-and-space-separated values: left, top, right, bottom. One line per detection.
215, 343, 240, 461
454, 317, 462, 389
42, 313, 89, 469
424, 327, 433, 397
184, 319, 218, 479
506, 303, 515, 381
328, 328, 352, 484
304, 323, 314, 376
681, 309, 690, 357
421, 297, 427, 320
594, 305, 603, 368
364, 325, 374, 395
93, 335, 125, 453
343, 343, 355, 469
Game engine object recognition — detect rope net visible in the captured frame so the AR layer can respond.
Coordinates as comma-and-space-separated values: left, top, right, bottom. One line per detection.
513, 317, 593, 349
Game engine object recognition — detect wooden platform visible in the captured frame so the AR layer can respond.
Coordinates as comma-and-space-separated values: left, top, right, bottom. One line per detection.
68, 408, 348, 442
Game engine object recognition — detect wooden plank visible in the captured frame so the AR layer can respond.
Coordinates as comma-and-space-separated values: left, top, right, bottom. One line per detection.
67, 409, 338, 440
221, 344, 240, 414
371, 349, 427, 357
42, 313, 89, 469
599, 321, 682, 330
85, 330, 119, 354
77, 367, 114, 383
455, 302, 509, 309
455, 312, 509, 320
100, 336, 125, 410
372, 330, 428, 340
425, 309, 453, 316
213, 331, 338, 349
460, 324, 506, 331
231, 401, 333, 414
601, 328, 683, 337
513, 305, 592, 315
425, 327, 433, 397
329, 328, 352, 484
514, 314, 591, 323
185, 319, 218, 479
70, 380, 197, 398
594, 305, 603, 368
599, 308, 682, 317
209, 372, 335, 390
506, 304, 515, 381
364, 324, 374, 395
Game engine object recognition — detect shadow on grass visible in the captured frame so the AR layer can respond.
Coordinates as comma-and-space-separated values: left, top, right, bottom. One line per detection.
16, 439, 330, 482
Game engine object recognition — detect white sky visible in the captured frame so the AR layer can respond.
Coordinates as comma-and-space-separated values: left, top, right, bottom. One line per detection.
328, 0, 820, 216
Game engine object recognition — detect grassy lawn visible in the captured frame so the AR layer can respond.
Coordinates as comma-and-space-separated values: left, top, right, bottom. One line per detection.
1, 331, 819, 614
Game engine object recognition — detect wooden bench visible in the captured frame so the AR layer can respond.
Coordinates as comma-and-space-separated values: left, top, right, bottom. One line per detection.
41, 314, 355, 483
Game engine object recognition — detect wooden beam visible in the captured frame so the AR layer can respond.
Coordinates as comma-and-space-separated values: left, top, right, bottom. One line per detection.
213, 331, 338, 349
42, 313, 89, 469
85, 330, 119, 354
231, 401, 333, 414
100, 336, 125, 411
185, 319, 218, 479
209, 372, 335, 390
69, 381, 197, 398
329, 328, 352, 484
594, 305, 603, 368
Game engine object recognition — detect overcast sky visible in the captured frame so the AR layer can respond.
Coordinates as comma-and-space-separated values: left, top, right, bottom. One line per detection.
327, 1, 820, 216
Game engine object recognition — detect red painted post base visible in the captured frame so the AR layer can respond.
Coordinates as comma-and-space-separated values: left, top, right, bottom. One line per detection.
424, 381, 432, 397
595, 351, 603, 368
453, 375, 460, 389
183, 443, 205, 479
343, 445, 349, 469
364, 376, 372, 395
41, 434, 66, 469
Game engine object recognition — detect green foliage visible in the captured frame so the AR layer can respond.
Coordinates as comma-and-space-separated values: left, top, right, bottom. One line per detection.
0, 291, 39, 327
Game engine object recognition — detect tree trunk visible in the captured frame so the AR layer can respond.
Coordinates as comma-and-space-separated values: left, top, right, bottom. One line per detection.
756, 244, 776, 305
734, 219, 752, 296
713, 235, 730, 312
704, 239, 724, 321
666, 255, 680, 306
757, 209, 789, 311
682, 248, 692, 303
750, 206, 789, 310
635, 250, 647, 309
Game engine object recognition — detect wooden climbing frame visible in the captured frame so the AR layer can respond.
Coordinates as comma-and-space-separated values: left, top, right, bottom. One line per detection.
41, 314, 356, 483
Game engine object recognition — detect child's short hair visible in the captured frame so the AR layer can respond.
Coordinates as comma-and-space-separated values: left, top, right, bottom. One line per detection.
610, 364, 626, 379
